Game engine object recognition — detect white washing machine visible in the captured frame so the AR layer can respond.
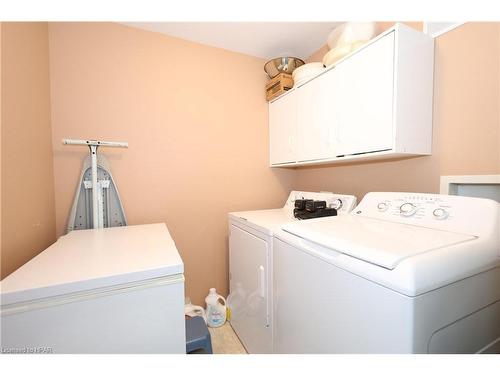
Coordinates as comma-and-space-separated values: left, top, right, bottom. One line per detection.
0, 224, 186, 353
274, 192, 500, 353
228, 191, 357, 353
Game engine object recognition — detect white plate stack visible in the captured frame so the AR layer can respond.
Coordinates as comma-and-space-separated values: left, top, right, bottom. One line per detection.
292, 62, 325, 87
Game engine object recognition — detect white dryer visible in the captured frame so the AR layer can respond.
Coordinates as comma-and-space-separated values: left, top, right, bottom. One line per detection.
274, 192, 500, 353
228, 191, 357, 353
0, 224, 186, 353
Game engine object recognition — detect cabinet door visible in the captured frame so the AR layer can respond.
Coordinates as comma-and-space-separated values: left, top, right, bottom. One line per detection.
336, 32, 395, 156
269, 90, 297, 165
296, 69, 340, 162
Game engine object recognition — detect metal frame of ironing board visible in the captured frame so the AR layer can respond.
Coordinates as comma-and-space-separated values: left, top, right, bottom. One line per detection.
63, 139, 128, 229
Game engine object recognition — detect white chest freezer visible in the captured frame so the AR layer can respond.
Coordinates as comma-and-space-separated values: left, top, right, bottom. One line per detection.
0, 223, 186, 354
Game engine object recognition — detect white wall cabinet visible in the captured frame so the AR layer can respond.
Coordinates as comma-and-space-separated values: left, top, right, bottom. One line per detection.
269, 89, 297, 165
268, 23, 434, 167
296, 64, 340, 162
335, 31, 395, 157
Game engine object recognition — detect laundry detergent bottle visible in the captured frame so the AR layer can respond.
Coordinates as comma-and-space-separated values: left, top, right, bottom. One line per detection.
205, 288, 227, 328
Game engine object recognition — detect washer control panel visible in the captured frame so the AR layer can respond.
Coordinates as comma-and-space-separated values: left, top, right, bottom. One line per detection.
353, 192, 498, 237
369, 194, 452, 221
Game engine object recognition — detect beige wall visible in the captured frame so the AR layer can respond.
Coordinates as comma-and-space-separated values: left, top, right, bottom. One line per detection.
48, 23, 294, 304
295, 23, 500, 201
1, 23, 56, 278
436, 23, 500, 175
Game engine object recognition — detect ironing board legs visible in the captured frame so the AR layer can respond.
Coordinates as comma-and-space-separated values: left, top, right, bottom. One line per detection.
89, 144, 99, 229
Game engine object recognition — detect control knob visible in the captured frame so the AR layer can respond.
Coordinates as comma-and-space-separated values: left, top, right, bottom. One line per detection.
330, 199, 343, 210
433, 208, 449, 220
399, 202, 417, 217
377, 202, 389, 212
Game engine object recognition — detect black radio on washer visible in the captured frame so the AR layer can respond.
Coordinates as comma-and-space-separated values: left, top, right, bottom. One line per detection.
294, 199, 313, 210
293, 199, 337, 220
305, 200, 327, 212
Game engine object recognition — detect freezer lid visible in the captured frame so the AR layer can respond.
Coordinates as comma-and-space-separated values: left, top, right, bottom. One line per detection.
281, 215, 477, 270
0, 223, 184, 306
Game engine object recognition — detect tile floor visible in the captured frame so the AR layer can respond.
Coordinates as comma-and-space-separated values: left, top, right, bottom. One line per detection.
208, 322, 247, 354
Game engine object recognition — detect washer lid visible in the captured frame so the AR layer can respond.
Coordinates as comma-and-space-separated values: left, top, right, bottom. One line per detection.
1, 223, 184, 306
281, 215, 477, 270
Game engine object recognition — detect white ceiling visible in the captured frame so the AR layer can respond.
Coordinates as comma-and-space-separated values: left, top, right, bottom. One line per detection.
121, 22, 342, 60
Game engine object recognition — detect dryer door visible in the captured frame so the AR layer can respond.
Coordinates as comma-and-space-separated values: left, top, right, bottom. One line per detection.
229, 224, 271, 353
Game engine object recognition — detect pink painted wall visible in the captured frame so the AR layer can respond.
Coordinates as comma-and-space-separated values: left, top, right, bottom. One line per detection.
1, 22, 56, 278
48, 23, 294, 304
